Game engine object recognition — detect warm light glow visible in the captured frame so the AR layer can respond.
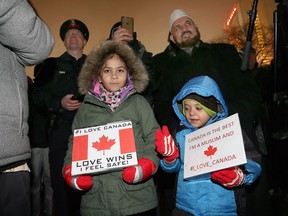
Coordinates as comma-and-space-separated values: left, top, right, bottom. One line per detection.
225, 4, 237, 30
254, 15, 270, 65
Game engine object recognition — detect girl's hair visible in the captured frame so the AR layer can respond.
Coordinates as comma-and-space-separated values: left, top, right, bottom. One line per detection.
101, 53, 127, 71
99, 52, 131, 76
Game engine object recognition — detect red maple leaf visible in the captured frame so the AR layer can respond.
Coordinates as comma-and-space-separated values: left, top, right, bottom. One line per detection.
92, 135, 116, 155
204, 145, 217, 159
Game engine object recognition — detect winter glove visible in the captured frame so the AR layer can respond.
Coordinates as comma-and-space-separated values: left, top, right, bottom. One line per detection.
211, 166, 245, 188
155, 125, 179, 163
63, 164, 93, 191
122, 158, 156, 184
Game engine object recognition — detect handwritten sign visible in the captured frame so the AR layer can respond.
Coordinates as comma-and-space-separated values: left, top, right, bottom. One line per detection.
184, 113, 247, 179
71, 120, 138, 176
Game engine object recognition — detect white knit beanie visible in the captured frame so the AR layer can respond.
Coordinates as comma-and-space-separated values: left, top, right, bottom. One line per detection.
169, 9, 192, 31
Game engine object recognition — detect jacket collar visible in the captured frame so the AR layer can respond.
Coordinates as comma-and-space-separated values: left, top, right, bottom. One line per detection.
164, 40, 210, 57
61, 51, 87, 62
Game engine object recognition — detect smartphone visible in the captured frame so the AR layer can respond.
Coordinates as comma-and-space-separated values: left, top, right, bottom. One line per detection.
71, 94, 85, 102
121, 16, 134, 34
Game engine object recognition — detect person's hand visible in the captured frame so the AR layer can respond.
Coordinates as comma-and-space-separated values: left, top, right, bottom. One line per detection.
111, 27, 133, 43
63, 164, 93, 191
122, 158, 156, 184
155, 125, 179, 163
211, 166, 245, 188
61, 94, 81, 111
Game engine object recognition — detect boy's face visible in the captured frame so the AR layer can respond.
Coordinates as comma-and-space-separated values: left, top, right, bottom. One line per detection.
183, 100, 211, 128
100, 55, 128, 92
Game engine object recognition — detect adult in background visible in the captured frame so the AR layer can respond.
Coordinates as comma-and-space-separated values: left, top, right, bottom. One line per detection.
29, 63, 54, 216
153, 9, 264, 216
31, 19, 89, 216
108, 20, 155, 104
0, 0, 54, 215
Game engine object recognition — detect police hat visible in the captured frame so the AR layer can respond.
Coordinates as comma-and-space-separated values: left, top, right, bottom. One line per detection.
59, 19, 89, 41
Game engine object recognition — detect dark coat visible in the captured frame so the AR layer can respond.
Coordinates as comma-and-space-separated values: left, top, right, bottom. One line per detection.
31, 52, 87, 151
31, 52, 86, 121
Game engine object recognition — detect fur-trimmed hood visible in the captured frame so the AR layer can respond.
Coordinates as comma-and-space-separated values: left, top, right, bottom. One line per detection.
78, 40, 149, 94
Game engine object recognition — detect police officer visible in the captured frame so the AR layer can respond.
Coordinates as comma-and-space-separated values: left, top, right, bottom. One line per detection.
31, 19, 89, 216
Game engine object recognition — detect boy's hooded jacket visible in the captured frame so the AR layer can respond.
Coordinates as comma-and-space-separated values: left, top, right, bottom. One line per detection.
64, 41, 159, 216
160, 76, 261, 216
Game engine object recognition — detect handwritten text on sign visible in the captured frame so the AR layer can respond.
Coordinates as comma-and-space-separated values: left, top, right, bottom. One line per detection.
71, 121, 137, 176
184, 114, 247, 179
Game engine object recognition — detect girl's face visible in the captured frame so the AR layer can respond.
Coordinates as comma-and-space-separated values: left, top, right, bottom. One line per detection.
100, 55, 128, 92
183, 100, 211, 128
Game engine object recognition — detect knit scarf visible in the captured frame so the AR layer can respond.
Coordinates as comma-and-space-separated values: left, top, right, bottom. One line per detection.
91, 76, 134, 111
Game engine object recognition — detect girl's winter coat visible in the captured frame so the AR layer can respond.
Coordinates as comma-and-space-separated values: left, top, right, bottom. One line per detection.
63, 41, 160, 216
160, 75, 261, 216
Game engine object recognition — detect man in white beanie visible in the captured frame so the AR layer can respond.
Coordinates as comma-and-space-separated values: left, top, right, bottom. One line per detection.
169, 9, 200, 52
153, 8, 271, 216
169, 9, 192, 30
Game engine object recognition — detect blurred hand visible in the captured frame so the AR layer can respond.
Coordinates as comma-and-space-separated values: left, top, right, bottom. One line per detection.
112, 27, 133, 43
61, 94, 81, 111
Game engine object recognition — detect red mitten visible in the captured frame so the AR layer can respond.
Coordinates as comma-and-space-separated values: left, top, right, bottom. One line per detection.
211, 166, 245, 188
63, 164, 93, 191
122, 158, 156, 184
155, 125, 179, 163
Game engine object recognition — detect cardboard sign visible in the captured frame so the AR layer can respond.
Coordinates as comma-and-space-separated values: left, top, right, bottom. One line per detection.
184, 113, 247, 179
71, 120, 138, 176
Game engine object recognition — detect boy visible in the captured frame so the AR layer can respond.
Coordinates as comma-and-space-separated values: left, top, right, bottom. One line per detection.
156, 75, 262, 216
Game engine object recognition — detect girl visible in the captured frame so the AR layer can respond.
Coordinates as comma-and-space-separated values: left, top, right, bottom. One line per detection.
63, 40, 159, 216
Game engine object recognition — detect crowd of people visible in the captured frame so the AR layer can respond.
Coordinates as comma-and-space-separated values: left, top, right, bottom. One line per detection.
1, 0, 284, 215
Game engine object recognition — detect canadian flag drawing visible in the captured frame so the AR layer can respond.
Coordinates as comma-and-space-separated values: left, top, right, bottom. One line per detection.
71, 120, 138, 176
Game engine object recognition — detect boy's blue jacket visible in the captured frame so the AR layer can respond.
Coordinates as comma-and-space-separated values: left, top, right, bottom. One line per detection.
160, 75, 261, 216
